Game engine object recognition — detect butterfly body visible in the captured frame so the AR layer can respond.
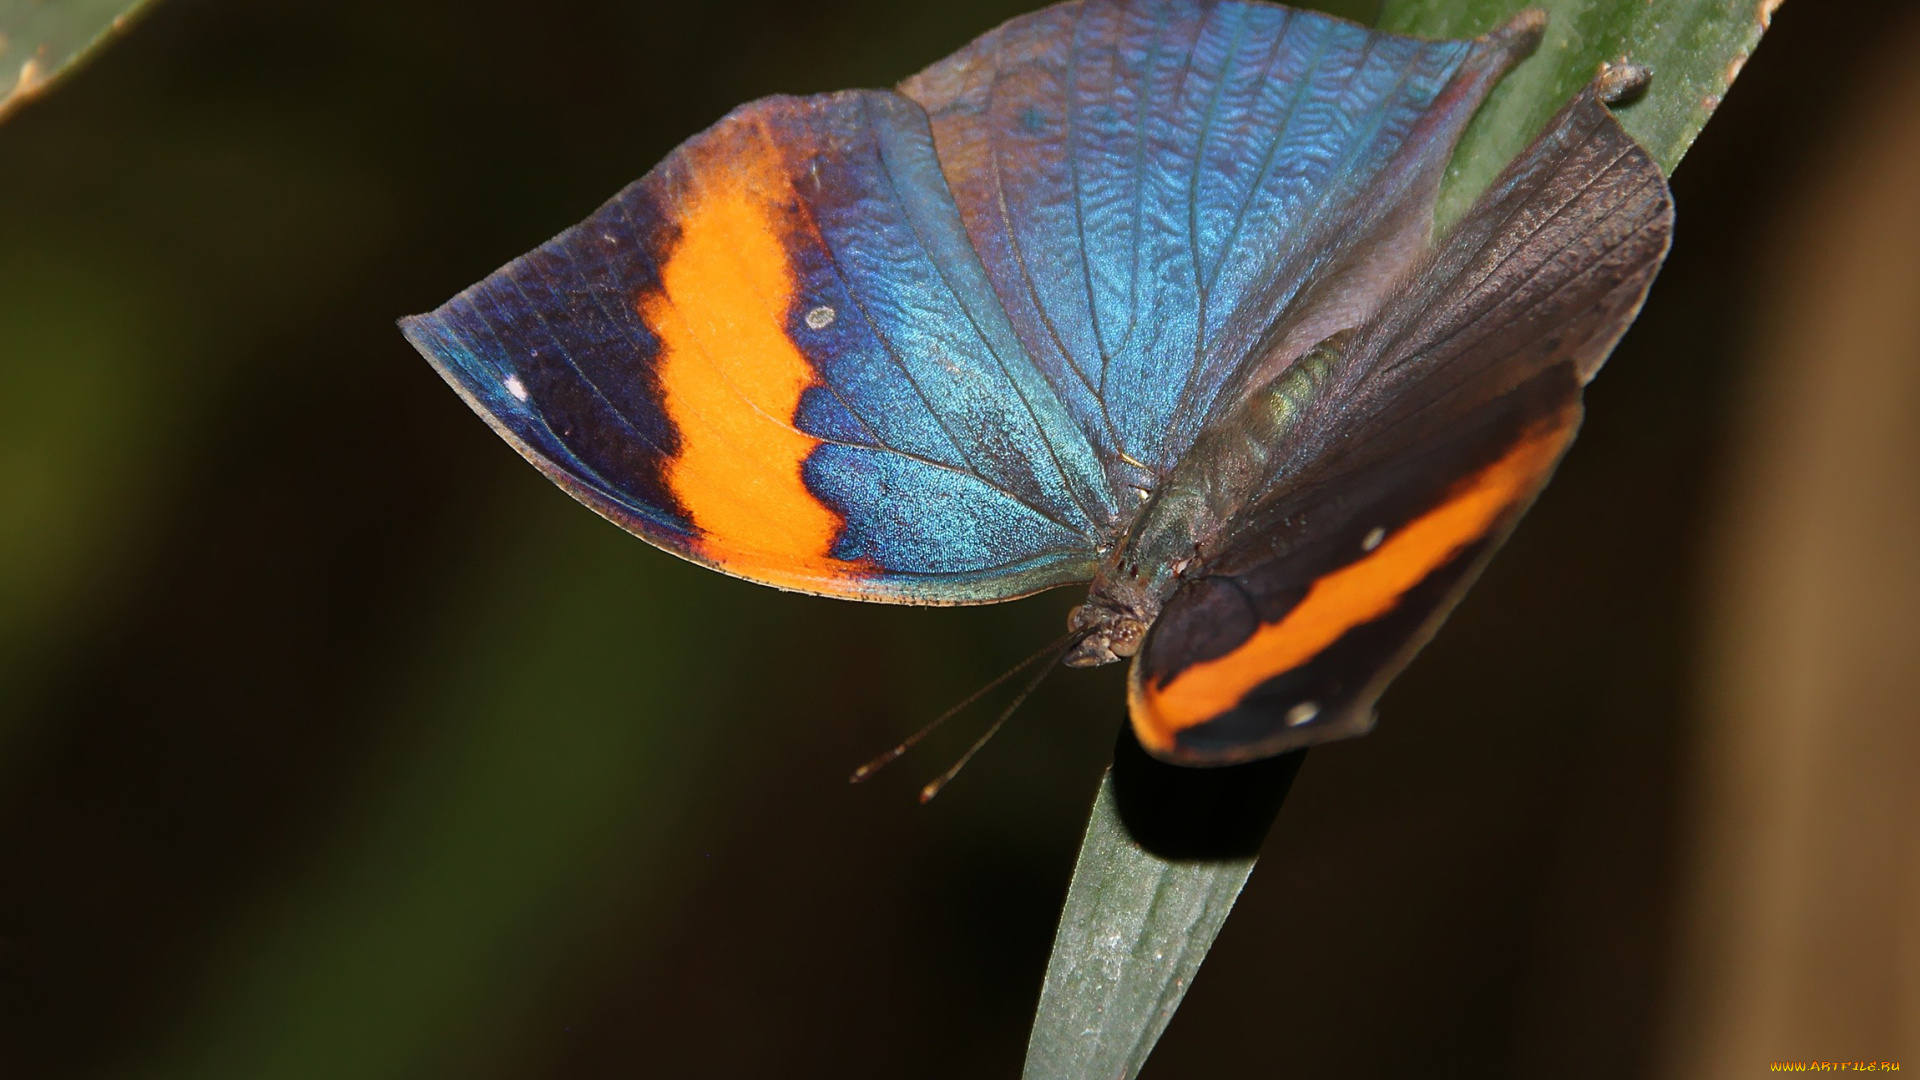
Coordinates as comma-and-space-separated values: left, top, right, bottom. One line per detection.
1066, 330, 1346, 668
402, 1, 1671, 767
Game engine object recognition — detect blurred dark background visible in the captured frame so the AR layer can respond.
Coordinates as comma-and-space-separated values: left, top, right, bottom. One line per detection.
1, 1, 1915, 1077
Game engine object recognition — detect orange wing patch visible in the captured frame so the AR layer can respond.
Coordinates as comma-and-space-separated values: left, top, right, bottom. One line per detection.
1130, 420, 1575, 751
642, 121, 869, 592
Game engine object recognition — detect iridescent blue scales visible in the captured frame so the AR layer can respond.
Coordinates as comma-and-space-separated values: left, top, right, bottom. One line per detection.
402, 1, 1673, 764
904, 2, 1529, 487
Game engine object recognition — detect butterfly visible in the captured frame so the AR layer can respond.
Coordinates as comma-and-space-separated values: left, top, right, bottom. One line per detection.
401, 0, 1671, 771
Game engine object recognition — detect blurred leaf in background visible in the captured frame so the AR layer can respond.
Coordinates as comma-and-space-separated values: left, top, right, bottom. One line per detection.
0, 0, 391, 765
0, 0, 155, 120
1663, 10, 1920, 1069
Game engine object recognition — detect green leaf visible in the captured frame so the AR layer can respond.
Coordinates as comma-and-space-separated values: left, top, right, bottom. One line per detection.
1024, 4, 1777, 1079
0, 0, 159, 122
1024, 789, 1254, 1080
1024, 744, 1303, 1080
1381, 0, 1781, 224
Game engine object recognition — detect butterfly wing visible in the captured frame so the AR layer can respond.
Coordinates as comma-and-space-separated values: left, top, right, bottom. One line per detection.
404, 0, 1545, 606
899, 0, 1542, 491
1129, 74, 1675, 764
403, 90, 1117, 603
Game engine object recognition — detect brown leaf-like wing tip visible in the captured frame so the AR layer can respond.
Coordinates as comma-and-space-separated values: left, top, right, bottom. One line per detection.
1486, 8, 1549, 55
1597, 61, 1655, 105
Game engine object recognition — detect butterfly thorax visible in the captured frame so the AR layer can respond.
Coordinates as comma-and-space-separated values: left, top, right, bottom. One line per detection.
1064, 335, 1347, 668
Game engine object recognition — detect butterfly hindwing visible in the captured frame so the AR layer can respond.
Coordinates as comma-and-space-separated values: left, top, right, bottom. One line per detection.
1131, 367, 1581, 762
1128, 75, 1674, 764
404, 90, 1115, 603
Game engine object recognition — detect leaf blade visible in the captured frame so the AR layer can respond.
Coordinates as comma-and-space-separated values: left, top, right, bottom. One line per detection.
1025, 740, 1305, 1079
1022, 775, 1259, 1080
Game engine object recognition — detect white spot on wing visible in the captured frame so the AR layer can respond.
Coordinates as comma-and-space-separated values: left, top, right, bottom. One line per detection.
504, 375, 529, 401
1361, 526, 1386, 552
1285, 701, 1319, 727
804, 305, 837, 330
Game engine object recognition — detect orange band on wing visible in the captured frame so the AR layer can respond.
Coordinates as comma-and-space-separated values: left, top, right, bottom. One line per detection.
643, 125, 865, 591
1131, 420, 1574, 750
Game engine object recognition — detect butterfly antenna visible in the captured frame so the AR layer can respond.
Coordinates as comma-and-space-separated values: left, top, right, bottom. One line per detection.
917, 633, 1078, 804
849, 628, 1081, 785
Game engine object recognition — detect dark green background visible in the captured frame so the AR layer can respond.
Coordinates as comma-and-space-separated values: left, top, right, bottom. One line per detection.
0, 1, 1892, 1076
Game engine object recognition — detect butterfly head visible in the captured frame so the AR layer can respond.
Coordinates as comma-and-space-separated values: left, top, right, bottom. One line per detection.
1063, 601, 1148, 669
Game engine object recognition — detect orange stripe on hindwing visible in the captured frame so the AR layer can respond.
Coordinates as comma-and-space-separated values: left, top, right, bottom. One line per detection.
641, 120, 864, 590
1132, 420, 1575, 748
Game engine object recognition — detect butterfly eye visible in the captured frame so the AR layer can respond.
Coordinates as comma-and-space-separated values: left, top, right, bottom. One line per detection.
1285, 702, 1320, 728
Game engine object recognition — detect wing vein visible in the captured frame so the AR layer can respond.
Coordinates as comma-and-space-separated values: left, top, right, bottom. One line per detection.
1067, 2, 1117, 409
1186, 5, 1263, 325
781, 175, 1092, 537
1379, 142, 1645, 377
491, 274, 681, 453
1199, 18, 1334, 300
859, 94, 1100, 534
